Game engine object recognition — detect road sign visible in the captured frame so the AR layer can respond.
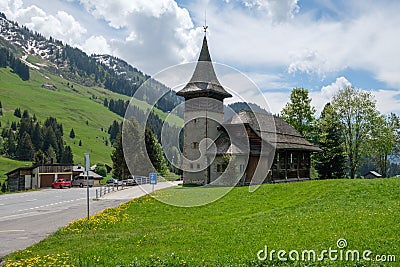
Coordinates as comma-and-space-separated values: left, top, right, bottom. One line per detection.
150, 173, 157, 185
84, 153, 90, 171
83, 153, 90, 220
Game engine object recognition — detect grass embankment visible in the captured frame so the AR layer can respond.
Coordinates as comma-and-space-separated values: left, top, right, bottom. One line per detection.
4, 178, 400, 266
0, 65, 183, 177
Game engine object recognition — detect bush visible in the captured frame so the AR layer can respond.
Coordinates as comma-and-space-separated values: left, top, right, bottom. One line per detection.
95, 163, 107, 177
1, 182, 7, 193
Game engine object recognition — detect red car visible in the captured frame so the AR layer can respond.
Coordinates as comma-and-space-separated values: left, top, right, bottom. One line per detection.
51, 179, 72, 189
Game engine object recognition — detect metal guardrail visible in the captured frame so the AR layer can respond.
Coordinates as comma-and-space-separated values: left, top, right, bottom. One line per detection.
95, 184, 125, 199
95, 174, 182, 199
134, 176, 150, 185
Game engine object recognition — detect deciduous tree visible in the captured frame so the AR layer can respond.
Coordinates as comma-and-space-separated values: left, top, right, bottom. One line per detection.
331, 86, 379, 179
367, 113, 400, 177
281, 88, 316, 141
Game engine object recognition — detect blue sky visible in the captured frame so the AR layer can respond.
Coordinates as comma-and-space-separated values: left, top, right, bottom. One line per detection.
1, 0, 399, 115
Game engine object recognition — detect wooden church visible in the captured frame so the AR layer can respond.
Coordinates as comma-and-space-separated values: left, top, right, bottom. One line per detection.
177, 34, 321, 186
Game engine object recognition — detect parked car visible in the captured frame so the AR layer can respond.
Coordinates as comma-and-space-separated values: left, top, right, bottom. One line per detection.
71, 175, 94, 187
106, 178, 124, 186
123, 177, 137, 186
52, 179, 72, 189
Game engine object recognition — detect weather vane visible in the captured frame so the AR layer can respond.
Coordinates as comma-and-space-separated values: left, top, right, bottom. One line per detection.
203, 9, 208, 33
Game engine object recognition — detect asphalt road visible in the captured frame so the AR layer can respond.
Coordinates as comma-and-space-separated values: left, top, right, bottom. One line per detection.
0, 182, 180, 258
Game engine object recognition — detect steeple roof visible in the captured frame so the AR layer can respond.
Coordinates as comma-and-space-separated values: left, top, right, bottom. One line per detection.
176, 36, 232, 100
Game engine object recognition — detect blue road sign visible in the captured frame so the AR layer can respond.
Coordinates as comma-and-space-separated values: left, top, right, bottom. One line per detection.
150, 173, 157, 184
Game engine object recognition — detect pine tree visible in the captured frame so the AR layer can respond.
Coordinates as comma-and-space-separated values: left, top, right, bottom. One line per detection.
69, 128, 75, 138
56, 138, 64, 163
32, 149, 45, 166
18, 117, 33, 140
111, 132, 129, 179
22, 109, 29, 119
42, 126, 57, 152
17, 132, 34, 161
145, 127, 168, 175
61, 145, 74, 164
31, 123, 42, 150
14, 108, 21, 118
315, 103, 346, 179
4, 131, 17, 158
113, 117, 153, 178
108, 120, 120, 144
79, 140, 82, 146
47, 146, 57, 164
11, 121, 17, 131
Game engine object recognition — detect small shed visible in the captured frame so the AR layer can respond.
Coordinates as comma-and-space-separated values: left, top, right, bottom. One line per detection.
6, 164, 73, 191
5, 166, 34, 191
364, 171, 382, 179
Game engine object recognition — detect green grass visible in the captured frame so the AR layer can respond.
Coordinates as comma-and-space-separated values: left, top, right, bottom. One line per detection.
0, 65, 183, 175
0, 157, 30, 184
0, 67, 121, 166
4, 179, 400, 266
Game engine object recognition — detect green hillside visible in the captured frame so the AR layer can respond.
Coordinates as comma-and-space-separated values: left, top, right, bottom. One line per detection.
0, 66, 182, 180
4, 178, 400, 266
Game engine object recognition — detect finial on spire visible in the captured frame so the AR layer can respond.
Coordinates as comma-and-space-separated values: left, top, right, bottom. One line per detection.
203, 9, 208, 34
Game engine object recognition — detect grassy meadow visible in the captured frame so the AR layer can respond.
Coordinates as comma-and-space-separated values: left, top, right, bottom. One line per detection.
3, 178, 399, 266
0, 65, 183, 180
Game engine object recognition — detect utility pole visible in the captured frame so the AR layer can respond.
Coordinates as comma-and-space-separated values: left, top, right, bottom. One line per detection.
84, 153, 90, 220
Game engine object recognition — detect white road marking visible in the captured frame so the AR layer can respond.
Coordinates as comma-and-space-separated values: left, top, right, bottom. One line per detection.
0, 211, 38, 220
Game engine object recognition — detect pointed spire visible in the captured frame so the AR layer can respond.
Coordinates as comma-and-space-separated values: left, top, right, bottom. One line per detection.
177, 35, 232, 100
198, 36, 211, 62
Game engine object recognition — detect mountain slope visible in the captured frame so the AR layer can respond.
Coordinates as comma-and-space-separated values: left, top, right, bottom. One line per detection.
0, 13, 183, 114
0, 14, 183, 181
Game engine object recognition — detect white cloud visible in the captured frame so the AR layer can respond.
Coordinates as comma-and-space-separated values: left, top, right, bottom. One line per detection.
199, 0, 400, 89
321, 77, 352, 100
240, 0, 299, 21
373, 90, 400, 115
2, 0, 399, 115
2, 1, 87, 45
312, 77, 399, 115
74, 0, 202, 74
79, 35, 111, 55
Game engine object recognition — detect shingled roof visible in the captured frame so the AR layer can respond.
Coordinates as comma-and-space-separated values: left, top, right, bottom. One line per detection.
176, 36, 232, 100
224, 110, 322, 152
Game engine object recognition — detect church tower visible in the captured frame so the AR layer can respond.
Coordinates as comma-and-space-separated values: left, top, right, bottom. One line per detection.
177, 35, 232, 185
